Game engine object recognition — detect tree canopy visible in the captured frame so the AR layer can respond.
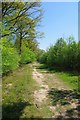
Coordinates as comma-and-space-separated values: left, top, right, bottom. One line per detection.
1, 2, 43, 74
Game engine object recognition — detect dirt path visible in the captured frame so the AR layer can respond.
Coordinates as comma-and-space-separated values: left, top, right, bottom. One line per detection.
32, 64, 49, 106
32, 63, 79, 118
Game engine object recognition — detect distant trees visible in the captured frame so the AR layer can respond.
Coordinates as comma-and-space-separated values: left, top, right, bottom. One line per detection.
39, 37, 80, 72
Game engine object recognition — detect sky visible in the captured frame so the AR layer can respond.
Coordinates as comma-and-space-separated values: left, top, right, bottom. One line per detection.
37, 2, 78, 50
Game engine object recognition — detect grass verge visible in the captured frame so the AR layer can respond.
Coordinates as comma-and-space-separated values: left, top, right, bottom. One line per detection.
2, 64, 38, 119
55, 72, 78, 90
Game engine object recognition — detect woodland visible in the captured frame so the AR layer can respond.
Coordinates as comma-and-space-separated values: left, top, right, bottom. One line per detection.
1, 2, 80, 119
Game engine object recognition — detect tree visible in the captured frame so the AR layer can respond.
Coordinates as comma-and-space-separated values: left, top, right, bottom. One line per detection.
2, 2, 43, 54
38, 36, 79, 72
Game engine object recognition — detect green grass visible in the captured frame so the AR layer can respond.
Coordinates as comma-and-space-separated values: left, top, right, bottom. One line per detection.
2, 64, 38, 119
55, 72, 78, 90
2, 64, 53, 119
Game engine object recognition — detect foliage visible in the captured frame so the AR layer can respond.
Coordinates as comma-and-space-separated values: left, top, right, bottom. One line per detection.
39, 37, 79, 72
1, 37, 20, 74
20, 47, 36, 64
1, 2, 43, 74
2, 2, 43, 54
39, 52, 48, 64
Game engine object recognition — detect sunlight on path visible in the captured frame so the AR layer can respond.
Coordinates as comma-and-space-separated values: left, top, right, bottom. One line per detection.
32, 63, 49, 106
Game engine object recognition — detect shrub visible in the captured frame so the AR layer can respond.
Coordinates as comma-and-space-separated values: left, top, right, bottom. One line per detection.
39, 52, 48, 64
1, 37, 20, 74
20, 47, 36, 64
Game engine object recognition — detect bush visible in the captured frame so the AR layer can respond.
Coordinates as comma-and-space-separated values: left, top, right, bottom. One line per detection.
1, 37, 20, 74
20, 47, 36, 64
39, 52, 48, 64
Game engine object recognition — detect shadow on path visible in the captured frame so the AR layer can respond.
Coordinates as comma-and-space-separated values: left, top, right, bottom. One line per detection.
2, 101, 31, 119
48, 88, 80, 118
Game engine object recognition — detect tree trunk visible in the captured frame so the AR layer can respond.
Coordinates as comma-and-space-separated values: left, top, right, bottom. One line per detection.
19, 30, 22, 54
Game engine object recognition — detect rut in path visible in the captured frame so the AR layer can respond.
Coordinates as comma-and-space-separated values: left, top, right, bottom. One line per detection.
33, 65, 49, 106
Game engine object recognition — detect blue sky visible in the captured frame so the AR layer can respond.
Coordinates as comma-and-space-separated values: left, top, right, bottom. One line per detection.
37, 2, 78, 50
